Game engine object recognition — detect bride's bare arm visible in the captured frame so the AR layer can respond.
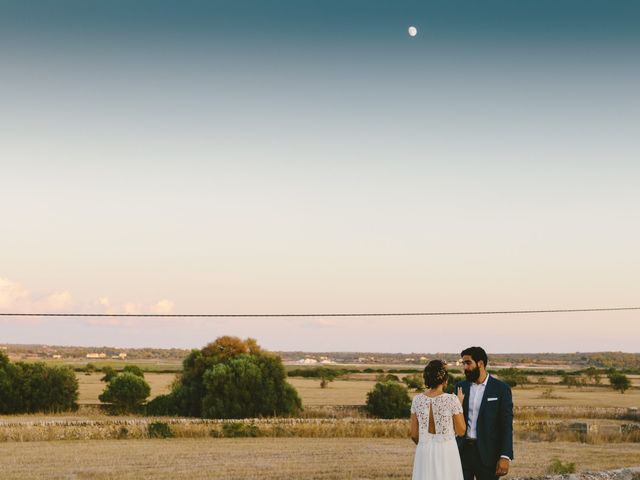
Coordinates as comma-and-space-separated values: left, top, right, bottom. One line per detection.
453, 413, 466, 437
410, 413, 419, 444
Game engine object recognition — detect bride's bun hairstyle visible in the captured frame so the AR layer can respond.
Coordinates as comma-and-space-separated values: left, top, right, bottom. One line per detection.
423, 360, 449, 389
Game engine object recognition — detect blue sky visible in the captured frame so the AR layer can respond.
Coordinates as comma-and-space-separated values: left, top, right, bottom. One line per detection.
1, 1, 639, 352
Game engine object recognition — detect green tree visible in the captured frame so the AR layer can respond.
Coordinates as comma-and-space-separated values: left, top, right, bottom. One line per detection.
608, 373, 632, 394
584, 367, 598, 384
402, 373, 425, 391
0, 353, 78, 414
365, 381, 411, 419
498, 368, 528, 388
146, 394, 177, 416
562, 374, 580, 389
317, 367, 341, 388
0, 352, 22, 413
377, 373, 401, 383
445, 374, 464, 394
99, 372, 151, 413
594, 373, 602, 385
171, 337, 301, 418
122, 365, 145, 378
100, 366, 118, 383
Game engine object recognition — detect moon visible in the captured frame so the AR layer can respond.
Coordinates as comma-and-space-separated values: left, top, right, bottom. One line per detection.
408, 26, 418, 37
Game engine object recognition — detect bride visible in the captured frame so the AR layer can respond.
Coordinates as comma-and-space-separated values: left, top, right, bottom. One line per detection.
410, 359, 466, 480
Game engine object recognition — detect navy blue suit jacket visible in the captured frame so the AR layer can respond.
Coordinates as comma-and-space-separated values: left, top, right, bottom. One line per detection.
456, 375, 514, 467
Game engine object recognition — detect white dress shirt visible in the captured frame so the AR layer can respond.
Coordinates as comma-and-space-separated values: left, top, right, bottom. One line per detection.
466, 373, 489, 439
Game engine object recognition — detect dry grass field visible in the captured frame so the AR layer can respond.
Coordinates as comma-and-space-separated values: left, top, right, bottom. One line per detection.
511, 385, 640, 408
0, 438, 638, 480
0, 371, 632, 479
288, 378, 378, 406
77, 373, 639, 409
285, 378, 640, 409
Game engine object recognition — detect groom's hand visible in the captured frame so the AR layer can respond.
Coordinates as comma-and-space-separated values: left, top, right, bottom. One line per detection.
495, 458, 510, 476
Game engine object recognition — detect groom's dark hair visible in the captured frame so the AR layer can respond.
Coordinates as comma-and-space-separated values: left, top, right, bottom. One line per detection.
461, 346, 488, 367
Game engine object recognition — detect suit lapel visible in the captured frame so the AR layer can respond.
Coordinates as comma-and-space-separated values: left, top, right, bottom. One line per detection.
477, 375, 495, 422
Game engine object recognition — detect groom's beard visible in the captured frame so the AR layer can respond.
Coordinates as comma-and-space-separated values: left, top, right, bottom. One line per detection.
464, 366, 481, 382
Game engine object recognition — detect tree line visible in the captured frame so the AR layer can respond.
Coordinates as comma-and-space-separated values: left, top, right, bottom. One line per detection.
0, 351, 78, 413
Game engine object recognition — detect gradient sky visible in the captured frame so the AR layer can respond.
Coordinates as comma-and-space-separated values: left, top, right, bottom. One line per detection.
1, 0, 639, 352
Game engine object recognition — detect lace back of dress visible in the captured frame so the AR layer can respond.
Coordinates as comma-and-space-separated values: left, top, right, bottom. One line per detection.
427, 399, 436, 434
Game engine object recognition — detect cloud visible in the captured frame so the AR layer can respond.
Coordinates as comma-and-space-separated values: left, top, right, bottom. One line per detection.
0, 277, 75, 313
43, 291, 73, 311
0, 276, 175, 323
153, 299, 175, 314
0, 277, 30, 308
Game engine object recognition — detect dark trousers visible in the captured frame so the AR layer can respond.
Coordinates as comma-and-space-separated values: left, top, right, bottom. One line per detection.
460, 439, 498, 480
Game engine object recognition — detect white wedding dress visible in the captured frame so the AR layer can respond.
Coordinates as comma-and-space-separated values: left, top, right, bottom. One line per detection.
411, 393, 464, 480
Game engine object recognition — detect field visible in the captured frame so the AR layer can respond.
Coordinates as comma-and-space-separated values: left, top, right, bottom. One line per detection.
0, 438, 639, 480
2, 368, 639, 479
75, 372, 640, 407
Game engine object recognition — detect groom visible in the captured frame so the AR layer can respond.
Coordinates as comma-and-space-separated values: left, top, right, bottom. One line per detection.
456, 346, 514, 480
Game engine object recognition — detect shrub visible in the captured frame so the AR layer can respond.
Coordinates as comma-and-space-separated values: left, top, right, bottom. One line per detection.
445, 374, 464, 394
497, 368, 528, 388
100, 366, 118, 383
148, 421, 174, 438
171, 337, 302, 419
365, 381, 411, 419
377, 373, 400, 383
146, 394, 177, 416
562, 374, 581, 388
608, 373, 632, 394
220, 422, 261, 437
99, 372, 151, 413
547, 458, 576, 474
200, 354, 301, 418
402, 373, 424, 391
0, 353, 78, 414
122, 365, 145, 378
287, 367, 349, 379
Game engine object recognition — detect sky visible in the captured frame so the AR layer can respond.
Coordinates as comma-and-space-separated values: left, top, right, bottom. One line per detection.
1, 0, 639, 353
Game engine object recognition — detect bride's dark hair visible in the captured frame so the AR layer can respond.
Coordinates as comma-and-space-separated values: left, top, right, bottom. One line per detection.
423, 360, 449, 389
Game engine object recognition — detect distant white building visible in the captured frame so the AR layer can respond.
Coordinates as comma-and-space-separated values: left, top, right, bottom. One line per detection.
52, 354, 62, 359
298, 358, 318, 364
86, 353, 107, 359
320, 359, 335, 364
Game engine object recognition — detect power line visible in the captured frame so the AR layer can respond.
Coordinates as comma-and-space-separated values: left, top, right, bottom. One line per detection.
0, 306, 639, 318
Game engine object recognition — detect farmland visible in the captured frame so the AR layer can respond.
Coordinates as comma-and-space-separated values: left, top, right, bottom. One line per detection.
74, 371, 640, 408
0, 438, 639, 480
2, 359, 639, 479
